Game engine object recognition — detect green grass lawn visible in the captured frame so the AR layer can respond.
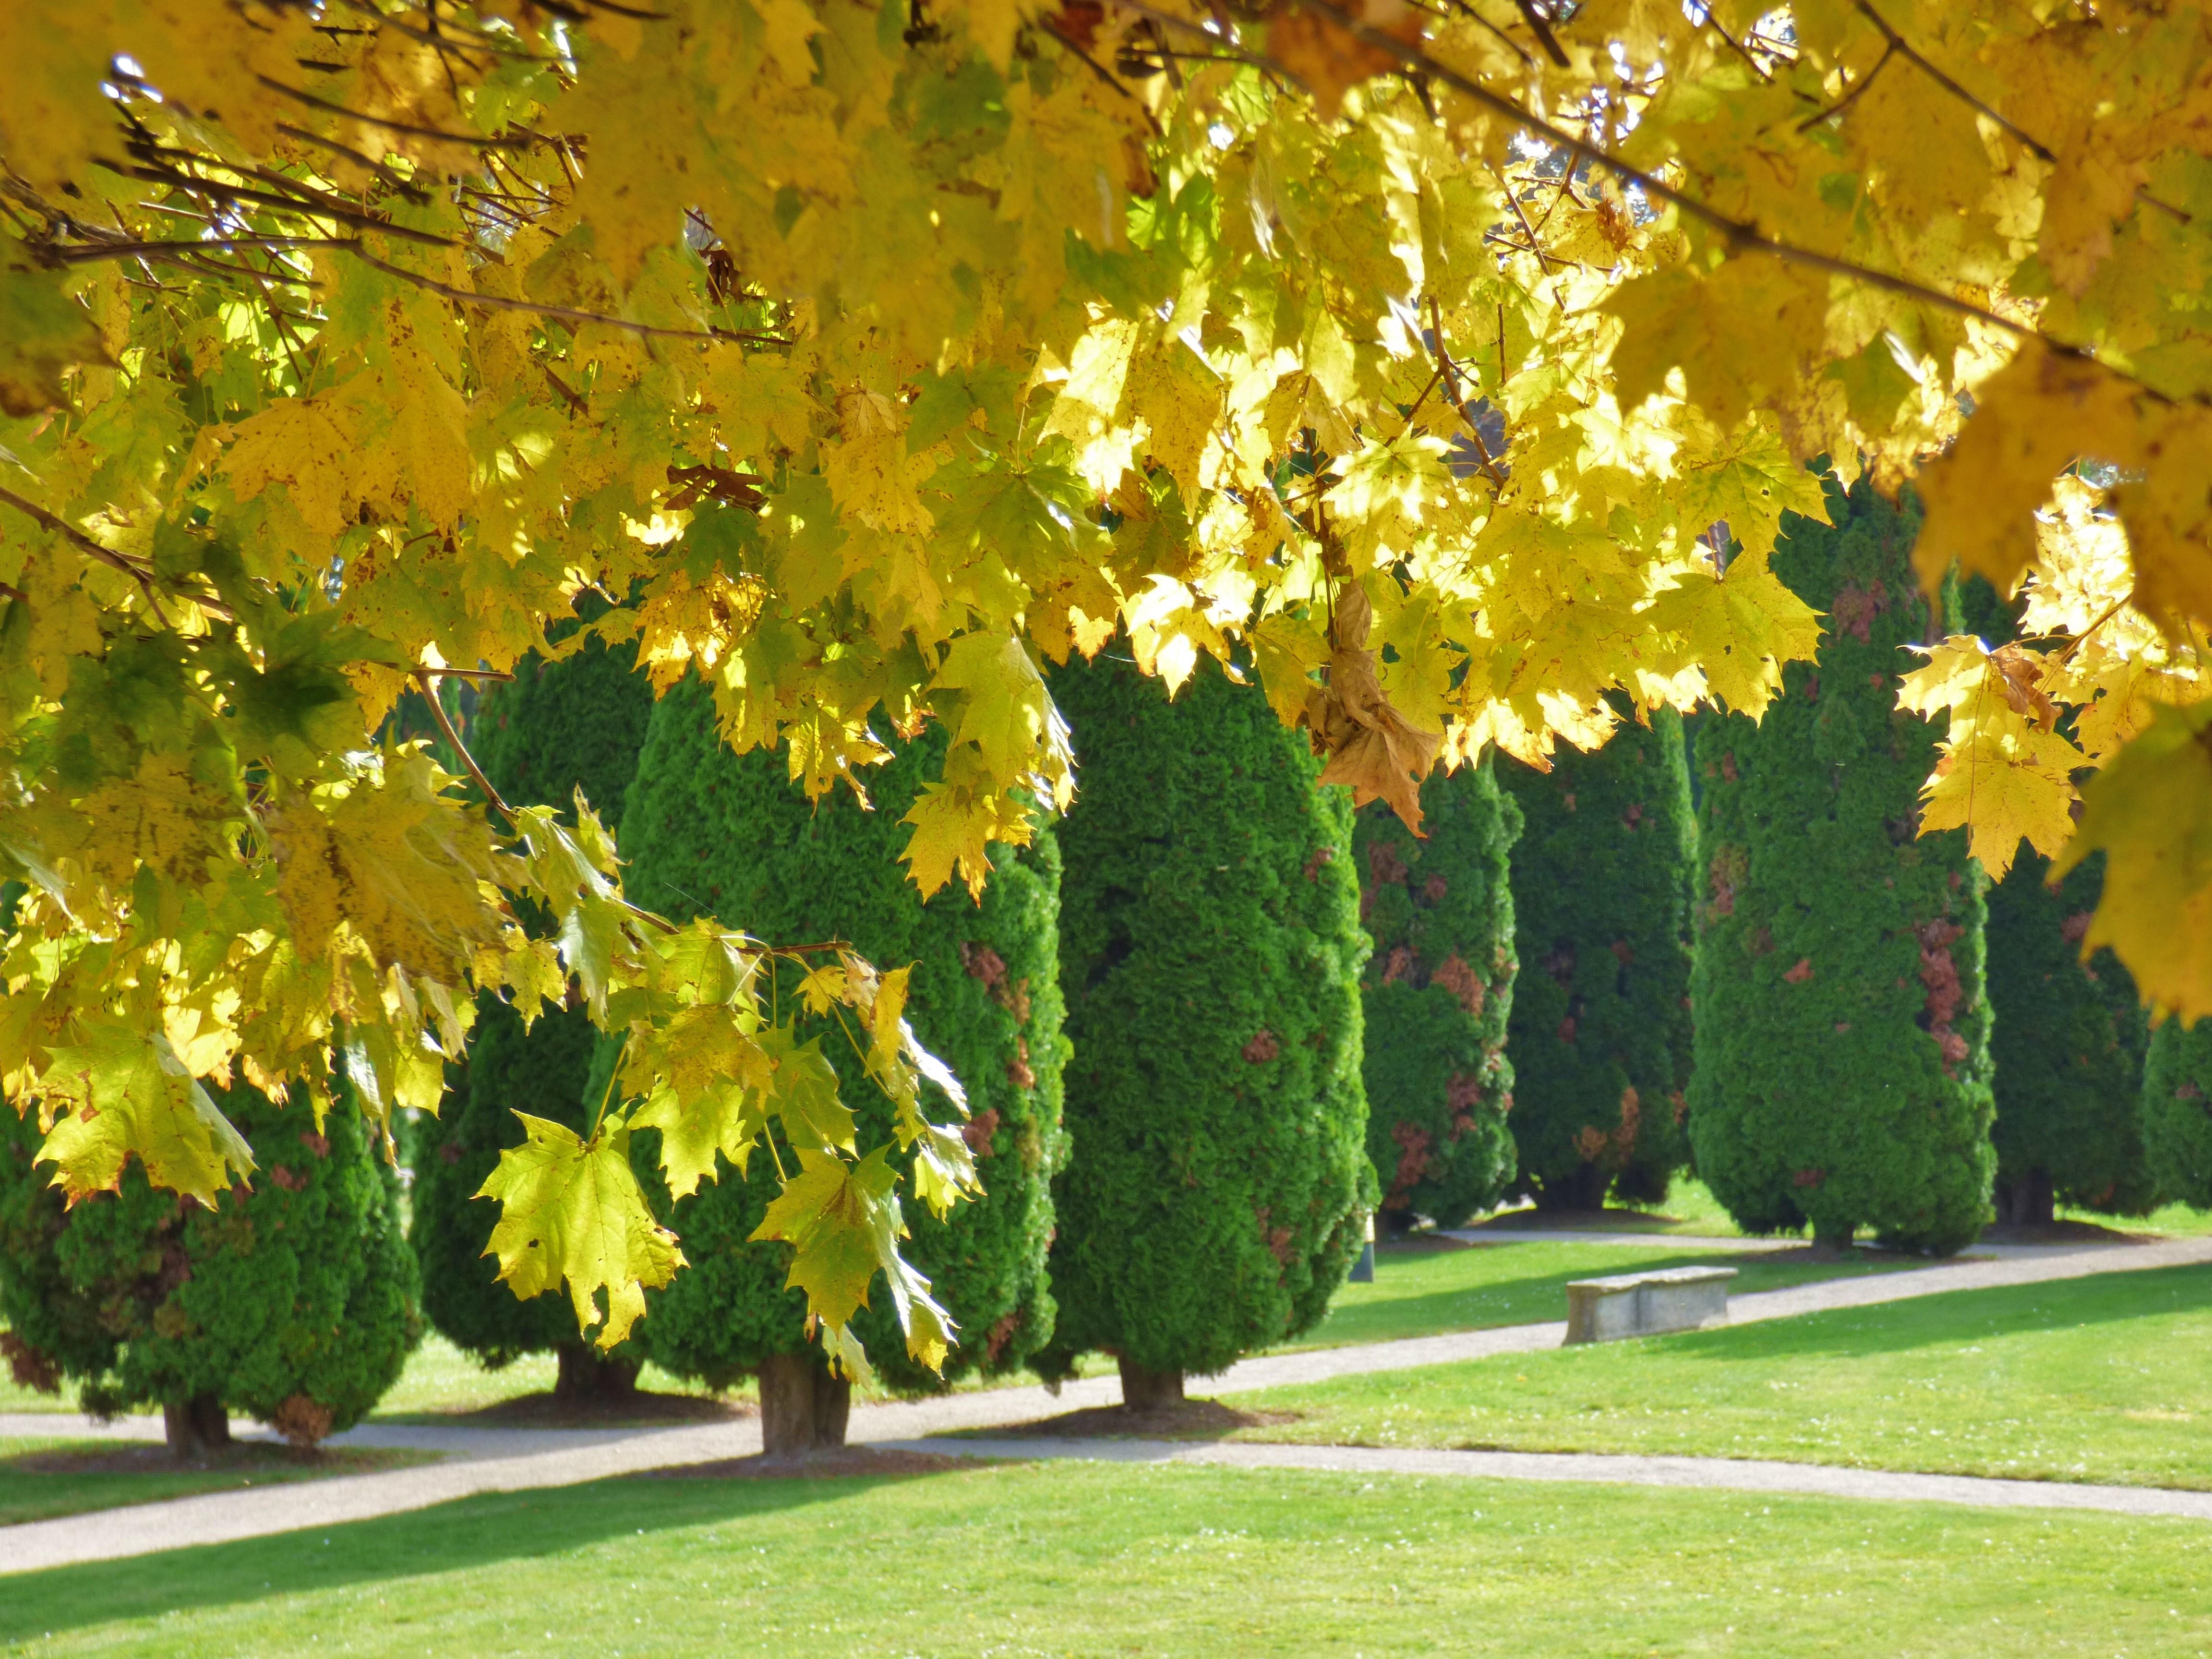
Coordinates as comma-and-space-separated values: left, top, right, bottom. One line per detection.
0, 1438, 439, 1527
0, 1336, 735, 1421
1226, 1263, 2212, 1490
3, 1459, 2208, 1657
1291, 1238, 1910, 1350
1472, 1174, 2212, 1241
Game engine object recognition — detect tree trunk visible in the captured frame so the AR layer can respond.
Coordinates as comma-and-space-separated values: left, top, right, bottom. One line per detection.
163, 1392, 229, 1459
1994, 1170, 2056, 1228
554, 1343, 641, 1404
757, 1351, 851, 1456
1533, 1163, 1607, 1212
1807, 1223, 1855, 1261
1118, 1358, 1185, 1413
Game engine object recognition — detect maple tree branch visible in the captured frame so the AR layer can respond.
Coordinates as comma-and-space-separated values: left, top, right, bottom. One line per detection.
413, 665, 515, 681
1446, 0, 1533, 67
1042, 17, 1167, 137
346, 246, 790, 346
1427, 297, 1509, 490
1691, 3, 1771, 82
0, 578, 28, 606
1796, 41, 1895, 132
255, 77, 535, 150
0, 486, 154, 587
272, 124, 431, 202
98, 161, 456, 247
543, 365, 590, 416
411, 667, 516, 821
1849, 0, 2055, 163
1511, 0, 1571, 68
1258, 0, 2145, 386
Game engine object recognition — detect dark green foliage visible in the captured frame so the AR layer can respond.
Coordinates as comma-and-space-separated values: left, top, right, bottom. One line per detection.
0, 1081, 418, 1434
1042, 654, 1372, 1378
614, 679, 1068, 1394
1687, 475, 1995, 1253
2143, 1018, 2212, 1210
1501, 711, 1698, 1210
1985, 851, 2153, 1222
407, 631, 655, 1372
1355, 762, 1520, 1231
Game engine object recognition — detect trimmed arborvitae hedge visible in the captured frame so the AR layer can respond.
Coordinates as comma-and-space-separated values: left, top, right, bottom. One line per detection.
1355, 761, 1521, 1232
1687, 475, 1995, 1254
407, 630, 656, 1395
1499, 711, 1697, 1211
614, 677, 1068, 1404
2144, 1018, 2212, 1210
1041, 652, 1372, 1397
0, 1080, 419, 1452
1985, 851, 2154, 1223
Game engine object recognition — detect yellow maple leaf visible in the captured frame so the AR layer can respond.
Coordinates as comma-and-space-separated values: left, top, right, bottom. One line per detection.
1917, 717, 2081, 882
476, 1112, 685, 1350
1916, 348, 2144, 600
35, 1023, 255, 1208
2054, 701, 2212, 1022
223, 397, 361, 539
1645, 544, 1825, 719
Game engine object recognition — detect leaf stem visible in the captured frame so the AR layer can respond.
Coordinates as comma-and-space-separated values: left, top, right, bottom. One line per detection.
411, 667, 516, 821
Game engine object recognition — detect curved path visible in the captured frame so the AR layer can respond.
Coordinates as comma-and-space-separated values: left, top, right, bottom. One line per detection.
889, 1437, 2212, 1522
5, 1232, 2209, 1575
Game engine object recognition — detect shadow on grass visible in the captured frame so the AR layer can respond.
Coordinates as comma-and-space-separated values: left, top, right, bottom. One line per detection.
1641, 1262, 2212, 1366
0, 1466, 959, 1645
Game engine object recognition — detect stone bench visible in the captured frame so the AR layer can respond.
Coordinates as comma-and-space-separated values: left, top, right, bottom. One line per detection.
1564, 1265, 1737, 1345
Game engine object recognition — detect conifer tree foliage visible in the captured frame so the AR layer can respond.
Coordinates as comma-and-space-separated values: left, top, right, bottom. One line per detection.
1044, 653, 1371, 1407
1500, 713, 1698, 1211
1355, 765, 1521, 1234
1688, 478, 1996, 1255
2144, 1018, 2212, 1211
1984, 852, 2153, 1226
613, 679, 1068, 1450
407, 632, 655, 1400
0, 1081, 418, 1455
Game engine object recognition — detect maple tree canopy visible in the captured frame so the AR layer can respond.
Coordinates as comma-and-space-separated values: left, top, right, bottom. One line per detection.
3, 0, 2210, 1370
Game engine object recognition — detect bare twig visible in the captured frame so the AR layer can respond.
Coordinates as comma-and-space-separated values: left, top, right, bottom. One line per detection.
273, 123, 430, 201
1427, 297, 1509, 488
412, 667, 515, 820
1796, 41, 1894, 132
0, 486, 152, 583
409, 664, 516, 681
1512, 0, 1571, 67
98, 160, 455, 246
348, 246, 789, 346
0, 579, 28, 605
1850, 0, 2055, 162
256, 77, 535, 150
1042, 16, 1168, 137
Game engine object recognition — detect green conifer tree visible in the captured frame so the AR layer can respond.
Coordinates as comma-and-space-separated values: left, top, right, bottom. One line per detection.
2143, 1018, 2212, 1210
0, 1080, 419, 1455
613, 679, 1068, 1452
1355, 764, 1521, 1234
1042, 654, 1372, 1408
1500, 711, 1697, 1211
1688, 476, 1995, 1254
1984, 852, 2153, 1224
407, 631, 655, 1400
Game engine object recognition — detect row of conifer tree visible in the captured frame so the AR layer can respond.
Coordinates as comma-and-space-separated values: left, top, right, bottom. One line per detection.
8, 469, 2212, 1452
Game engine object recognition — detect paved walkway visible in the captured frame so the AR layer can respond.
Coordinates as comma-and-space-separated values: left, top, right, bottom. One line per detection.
5, 1231, 2208, 1574
888, 1437, 2212, 1523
